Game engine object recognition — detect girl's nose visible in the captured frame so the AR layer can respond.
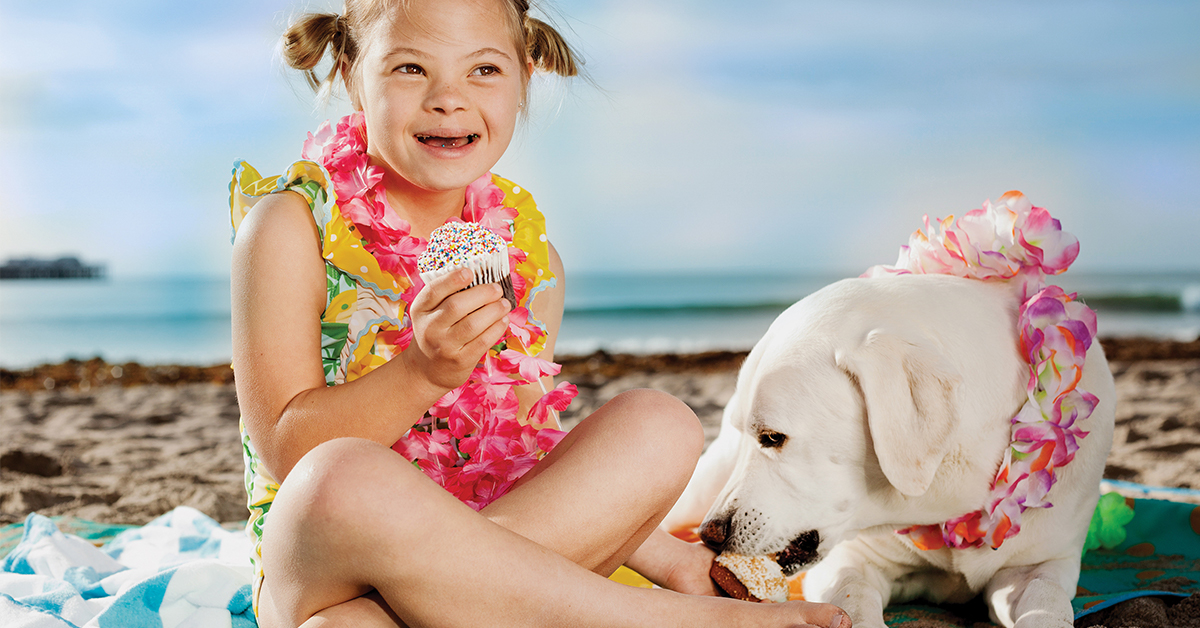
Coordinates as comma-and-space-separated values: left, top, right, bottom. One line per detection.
425, 81, 468, 114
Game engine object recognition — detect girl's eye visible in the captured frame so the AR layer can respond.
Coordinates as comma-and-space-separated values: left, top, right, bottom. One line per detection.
471, 65, 500, 77
395, 64, 424, 75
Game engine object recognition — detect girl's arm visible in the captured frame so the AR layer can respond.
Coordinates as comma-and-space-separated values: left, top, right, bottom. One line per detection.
232, 192, 510, 482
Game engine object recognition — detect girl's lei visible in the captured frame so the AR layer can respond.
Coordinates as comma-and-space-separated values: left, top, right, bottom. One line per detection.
302, 112, 576, 511
864, 191, 1099, 550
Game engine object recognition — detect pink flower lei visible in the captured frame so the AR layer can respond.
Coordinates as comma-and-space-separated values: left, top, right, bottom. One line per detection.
303, 112, 576, 511
864, 191, 1098, 550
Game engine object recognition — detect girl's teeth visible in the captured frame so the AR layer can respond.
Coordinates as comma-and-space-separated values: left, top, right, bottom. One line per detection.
419, 134, 480, 148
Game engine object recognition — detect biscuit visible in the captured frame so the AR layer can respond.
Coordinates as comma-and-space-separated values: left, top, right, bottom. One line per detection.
710, 553, 788, 603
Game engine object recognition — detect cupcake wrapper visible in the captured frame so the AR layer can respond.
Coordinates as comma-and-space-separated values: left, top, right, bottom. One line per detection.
419, 249, 515, 304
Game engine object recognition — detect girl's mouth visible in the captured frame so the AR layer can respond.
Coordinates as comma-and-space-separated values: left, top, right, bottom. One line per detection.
416, 134, 480, 149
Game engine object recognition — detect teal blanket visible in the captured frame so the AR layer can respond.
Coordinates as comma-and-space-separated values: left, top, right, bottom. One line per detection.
1072, 495, 1199, 617
882, 493, 1200, 625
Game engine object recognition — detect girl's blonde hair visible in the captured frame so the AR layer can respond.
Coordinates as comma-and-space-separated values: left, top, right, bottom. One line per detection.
282, 0, 579, 100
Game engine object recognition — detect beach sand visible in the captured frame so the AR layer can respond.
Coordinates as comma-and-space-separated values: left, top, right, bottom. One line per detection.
2, 337, 1198, 626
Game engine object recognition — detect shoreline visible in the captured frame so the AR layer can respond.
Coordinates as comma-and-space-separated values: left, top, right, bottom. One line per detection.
3, 336, 1199, 393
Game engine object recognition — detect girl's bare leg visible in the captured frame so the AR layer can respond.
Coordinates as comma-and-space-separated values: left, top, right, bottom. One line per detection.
294, 591, 401, 627
256, 391, 850, 628
483, 388, 705, 575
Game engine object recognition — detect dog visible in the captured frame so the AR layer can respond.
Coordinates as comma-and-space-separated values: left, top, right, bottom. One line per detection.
664, 273, 1115, 628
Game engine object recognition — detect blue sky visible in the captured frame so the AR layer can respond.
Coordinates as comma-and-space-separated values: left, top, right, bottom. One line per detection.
1, 0, 1197, 277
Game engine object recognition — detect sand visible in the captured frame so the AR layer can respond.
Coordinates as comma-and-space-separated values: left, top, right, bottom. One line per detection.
0, 380, 245, 525
2, 338, 1199, 626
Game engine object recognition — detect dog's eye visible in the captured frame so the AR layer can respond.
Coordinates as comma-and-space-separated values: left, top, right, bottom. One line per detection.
758, 430, 788, 449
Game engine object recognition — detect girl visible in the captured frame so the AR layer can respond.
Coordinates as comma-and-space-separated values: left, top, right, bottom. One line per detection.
229, 0, 851, 626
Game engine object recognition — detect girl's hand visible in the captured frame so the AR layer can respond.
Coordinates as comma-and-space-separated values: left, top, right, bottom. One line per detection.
406, 268, 512, 390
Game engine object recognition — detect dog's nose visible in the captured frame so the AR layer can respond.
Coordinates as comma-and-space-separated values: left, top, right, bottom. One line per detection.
699, 516, 730, 551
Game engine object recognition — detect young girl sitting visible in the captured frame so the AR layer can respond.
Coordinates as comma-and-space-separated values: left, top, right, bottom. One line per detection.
229, 0, 850, 626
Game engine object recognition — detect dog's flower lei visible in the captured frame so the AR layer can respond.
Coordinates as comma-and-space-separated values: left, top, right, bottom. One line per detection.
303, 112, 575, 511
864, 191, 1098, 550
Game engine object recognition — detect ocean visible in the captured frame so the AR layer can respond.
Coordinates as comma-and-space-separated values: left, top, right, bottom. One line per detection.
1, 271, 1198, 368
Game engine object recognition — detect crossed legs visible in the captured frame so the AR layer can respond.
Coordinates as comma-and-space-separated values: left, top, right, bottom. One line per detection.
256, 389, 849, 628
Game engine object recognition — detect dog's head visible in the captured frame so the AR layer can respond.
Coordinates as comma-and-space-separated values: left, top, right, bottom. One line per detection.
699, 276, 1021, 574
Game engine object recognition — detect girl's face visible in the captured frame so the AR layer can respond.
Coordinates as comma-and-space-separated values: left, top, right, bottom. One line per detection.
351, 0, 527, 196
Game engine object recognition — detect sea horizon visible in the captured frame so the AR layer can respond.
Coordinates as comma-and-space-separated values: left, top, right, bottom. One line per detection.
2, 269, 1198, 369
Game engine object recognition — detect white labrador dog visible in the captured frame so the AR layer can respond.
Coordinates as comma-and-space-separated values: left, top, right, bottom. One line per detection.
665, 273, 1115, 628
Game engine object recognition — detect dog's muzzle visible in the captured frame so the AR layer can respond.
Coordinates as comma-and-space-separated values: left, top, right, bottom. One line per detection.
700, 513, 821, 575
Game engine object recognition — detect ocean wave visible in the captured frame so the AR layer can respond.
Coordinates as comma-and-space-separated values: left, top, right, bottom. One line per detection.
1079, 284, 1200, 313
1079, 293, 1186, 312
1184, 285, 1200, 312
563, 301, 795, 315
564, 288, 1200, 315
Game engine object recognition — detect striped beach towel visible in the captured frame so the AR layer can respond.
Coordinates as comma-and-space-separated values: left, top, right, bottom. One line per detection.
0, 506, 253, 627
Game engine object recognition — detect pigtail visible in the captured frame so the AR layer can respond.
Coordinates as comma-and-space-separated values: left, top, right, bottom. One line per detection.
524, 15, 579, 77
282, 13, 352, 94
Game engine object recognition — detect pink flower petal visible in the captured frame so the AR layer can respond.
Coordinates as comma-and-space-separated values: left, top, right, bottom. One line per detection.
527, 381, 577, 425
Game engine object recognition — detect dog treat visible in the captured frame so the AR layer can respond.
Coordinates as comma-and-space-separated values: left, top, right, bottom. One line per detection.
418, 221, 514, 303
710, 553, 789, 603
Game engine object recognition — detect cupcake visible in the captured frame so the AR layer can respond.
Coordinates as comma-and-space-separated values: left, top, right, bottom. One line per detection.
710, 553, 789, 603
418, 221, 515, 304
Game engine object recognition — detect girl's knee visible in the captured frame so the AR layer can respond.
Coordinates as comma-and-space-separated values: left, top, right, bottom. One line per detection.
600, 391, 700, 480
606, 389, 704, 466
262, 437, 457, 582
273, 438, 431, 533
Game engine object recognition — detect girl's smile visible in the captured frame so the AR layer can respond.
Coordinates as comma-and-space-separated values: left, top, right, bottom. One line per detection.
414, 129, 482, 150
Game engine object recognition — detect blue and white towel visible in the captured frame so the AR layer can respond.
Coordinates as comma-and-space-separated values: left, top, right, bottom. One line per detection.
0, 507, 255, 628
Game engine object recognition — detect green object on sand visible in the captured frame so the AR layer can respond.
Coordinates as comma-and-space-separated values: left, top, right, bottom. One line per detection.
1083, 492, 1135, 554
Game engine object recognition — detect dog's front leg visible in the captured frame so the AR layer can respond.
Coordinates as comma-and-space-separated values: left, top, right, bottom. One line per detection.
803, 542, 894, 628
984, 557, 1078, 628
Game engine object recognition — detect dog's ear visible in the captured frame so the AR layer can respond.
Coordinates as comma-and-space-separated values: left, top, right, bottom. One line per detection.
836, 329, 961, 497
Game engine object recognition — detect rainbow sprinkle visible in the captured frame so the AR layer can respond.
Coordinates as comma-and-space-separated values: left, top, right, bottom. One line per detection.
418, 221, 507, 273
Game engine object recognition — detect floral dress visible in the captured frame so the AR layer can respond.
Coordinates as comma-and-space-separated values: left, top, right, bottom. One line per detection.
229, 112, 576, 614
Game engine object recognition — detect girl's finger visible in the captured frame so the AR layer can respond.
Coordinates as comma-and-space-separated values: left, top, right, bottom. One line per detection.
446, 295, 511, 348
459, 306, 513, 357
411, 268, 474, 315
438, 282, 507, 325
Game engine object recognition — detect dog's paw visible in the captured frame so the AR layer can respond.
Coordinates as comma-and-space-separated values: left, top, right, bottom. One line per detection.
1012, 613, 1073, 628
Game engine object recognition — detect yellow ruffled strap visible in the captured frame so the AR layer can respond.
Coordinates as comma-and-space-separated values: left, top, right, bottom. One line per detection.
228, 160, 412, 300
492, 173, 555, 356
230, 160, 331, 240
